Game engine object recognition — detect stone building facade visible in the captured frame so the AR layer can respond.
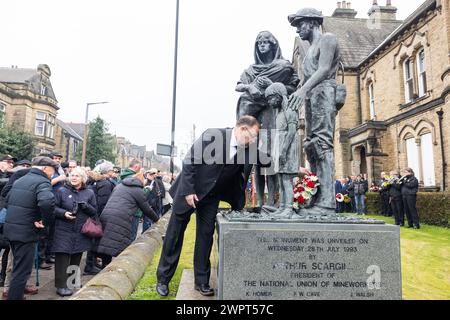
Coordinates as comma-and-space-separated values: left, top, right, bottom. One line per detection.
0, 64, 59, 155
293, 0, 450, 191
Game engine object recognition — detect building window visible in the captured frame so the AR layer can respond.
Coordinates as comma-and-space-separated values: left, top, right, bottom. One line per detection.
405, 137, 421, 182
40, 84, 48, 96
0, 102, 5, 128
35, 112, 46, 136
46, 115, 55, 139
368, 82, 376, 120
73, 140, 79, 156
420, 133, 435, 186
416, 49, 427, 97
403, 59, 414, 103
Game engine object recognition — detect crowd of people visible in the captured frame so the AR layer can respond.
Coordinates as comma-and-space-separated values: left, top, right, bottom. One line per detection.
335, 175, 368, 215
335, 169, 420, 229
0, 153, 173, 300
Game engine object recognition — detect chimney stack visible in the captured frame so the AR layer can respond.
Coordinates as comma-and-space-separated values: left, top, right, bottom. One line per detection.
368, 0, 397, 21
332, 1, 358, 19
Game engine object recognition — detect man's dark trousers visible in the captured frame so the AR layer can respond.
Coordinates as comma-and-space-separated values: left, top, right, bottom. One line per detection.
157, 194, 219, 286
381, 192, 392, 216
403, 195, 419, 227
8, 241, 36, 300
391, 197, 404, 225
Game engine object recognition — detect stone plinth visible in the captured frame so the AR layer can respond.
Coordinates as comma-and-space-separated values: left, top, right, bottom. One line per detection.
216, 215, 402, 300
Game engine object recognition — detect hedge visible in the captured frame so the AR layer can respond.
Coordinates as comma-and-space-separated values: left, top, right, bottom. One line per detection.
366, 192, 450, 228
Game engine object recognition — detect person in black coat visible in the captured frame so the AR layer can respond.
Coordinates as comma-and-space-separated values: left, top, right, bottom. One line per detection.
84, 163, 116, 274
53, 167, 97, 297
335, 179, 343, 213
156, 116, 264, 297
0, 160, 32, 288
388, 171, 404, 226
400, 168, 420, 229
96, 173, 159, 266
3, 156, 57, 300
379, 172, 392, 217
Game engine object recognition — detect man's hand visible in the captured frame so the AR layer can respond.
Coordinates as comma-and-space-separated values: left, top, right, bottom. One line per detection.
299, 167, 312, 177
34, 220, 45, 229
64, 212, 76, 220
185, 194, 199, 209
288, 87, 307, 112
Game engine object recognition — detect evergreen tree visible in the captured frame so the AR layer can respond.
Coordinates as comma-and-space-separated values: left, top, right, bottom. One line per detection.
0, 115, 35, 160
84, 116, 116, 167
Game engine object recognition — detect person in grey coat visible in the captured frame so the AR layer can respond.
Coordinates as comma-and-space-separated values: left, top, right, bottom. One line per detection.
96, 173, 159, 267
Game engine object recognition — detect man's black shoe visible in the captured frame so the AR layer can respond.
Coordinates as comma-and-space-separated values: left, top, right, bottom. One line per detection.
39, 262, 52, 270
194, 284, 214, 297
414, 225, 420, 230
156, 283, 169, 297
83, 265, 102, 275
46, 257, 56, 264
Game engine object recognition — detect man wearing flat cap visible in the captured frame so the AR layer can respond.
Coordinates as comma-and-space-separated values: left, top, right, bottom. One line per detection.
0, 155, 17, 194
3, 156, 57, 300
287, 7, 344, 215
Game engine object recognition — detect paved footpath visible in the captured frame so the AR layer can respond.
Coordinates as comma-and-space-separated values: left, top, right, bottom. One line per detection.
1, 224, 146, 300
26, 254, 96, 300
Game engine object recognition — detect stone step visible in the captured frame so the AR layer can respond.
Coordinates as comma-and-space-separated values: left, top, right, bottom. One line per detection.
176, 269, 217, 300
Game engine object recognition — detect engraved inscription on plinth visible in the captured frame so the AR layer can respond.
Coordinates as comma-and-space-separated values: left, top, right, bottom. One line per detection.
216, 215, 402, 300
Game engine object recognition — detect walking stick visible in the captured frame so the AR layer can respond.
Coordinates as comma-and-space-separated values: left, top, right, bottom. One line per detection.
35, 243, 39, 287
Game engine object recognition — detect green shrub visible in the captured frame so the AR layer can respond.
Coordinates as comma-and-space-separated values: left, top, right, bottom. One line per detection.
366, 192, 450, 228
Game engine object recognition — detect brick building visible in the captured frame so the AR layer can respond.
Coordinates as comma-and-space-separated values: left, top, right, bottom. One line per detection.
293, 0, 449, 191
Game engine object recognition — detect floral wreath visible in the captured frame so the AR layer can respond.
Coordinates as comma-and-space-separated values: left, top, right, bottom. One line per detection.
293, 173, 320, 209
336, 193, 344, 203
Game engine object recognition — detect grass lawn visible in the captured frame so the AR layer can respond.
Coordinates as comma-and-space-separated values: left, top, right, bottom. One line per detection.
128, 212, 450, 300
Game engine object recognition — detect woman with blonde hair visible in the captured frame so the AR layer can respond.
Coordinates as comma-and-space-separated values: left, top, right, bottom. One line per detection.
53, 167, 98, 297
96, 171, 159, 267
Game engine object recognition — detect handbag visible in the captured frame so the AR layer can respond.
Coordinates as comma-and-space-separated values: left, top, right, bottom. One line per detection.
81, 216, 103, 238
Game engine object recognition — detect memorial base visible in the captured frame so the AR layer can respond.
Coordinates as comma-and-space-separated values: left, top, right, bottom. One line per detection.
216, 214, 402, 300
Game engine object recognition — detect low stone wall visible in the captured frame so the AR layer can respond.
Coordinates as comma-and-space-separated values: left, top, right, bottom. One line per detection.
71, 213, 171, 300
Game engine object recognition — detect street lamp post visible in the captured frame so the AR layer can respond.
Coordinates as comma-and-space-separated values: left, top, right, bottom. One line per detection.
81, 101, 109, 167
170, 0, 180, 182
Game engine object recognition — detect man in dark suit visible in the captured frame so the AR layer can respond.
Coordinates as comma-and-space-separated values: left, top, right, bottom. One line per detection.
156, 116, 262, 297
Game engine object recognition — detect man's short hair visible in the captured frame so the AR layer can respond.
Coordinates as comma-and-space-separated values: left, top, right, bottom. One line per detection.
236, 116, 260, 129
129, 159, 142, 168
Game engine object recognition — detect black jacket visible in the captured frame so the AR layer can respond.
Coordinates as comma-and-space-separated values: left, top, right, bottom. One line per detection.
0, 170, 12, 199
89, 178, 115, 215
0, 168, 31, 209
170, 128, 260, 214
52, 184, 97, 254
3, 168, 55, 243
389, 181, 403, 199
96, 178, 159, 257
401, 176, 419, 196
155, 177, 166, 200
353, 180, 368, 196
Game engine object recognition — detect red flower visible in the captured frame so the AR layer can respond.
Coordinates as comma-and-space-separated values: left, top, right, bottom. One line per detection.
306, 181, 316, 188
298, 195, 306, 204
298, 187, 305, 192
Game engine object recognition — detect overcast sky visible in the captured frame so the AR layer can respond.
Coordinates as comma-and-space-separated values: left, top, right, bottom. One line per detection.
2, 0, 425, 159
